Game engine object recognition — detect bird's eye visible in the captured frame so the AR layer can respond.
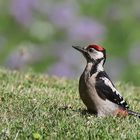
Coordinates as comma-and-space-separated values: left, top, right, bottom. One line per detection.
88, 48, 93, 52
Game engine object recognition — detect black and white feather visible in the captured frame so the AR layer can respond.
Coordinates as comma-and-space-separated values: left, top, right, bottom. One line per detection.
95, 71, 129, 109
73, 44, 140, 117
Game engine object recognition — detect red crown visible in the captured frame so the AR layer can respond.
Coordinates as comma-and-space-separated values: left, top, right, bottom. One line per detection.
87, 44, 105, 51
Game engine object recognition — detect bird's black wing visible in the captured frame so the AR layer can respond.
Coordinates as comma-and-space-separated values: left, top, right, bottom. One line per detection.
95, 72, 129, 109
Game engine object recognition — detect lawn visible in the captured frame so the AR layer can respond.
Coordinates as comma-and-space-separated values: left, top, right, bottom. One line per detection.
0, 69, 140, 140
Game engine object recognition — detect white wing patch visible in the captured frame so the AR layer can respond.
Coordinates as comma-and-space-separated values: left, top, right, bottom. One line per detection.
99, 77, 129, 108
101, 77, 117, 93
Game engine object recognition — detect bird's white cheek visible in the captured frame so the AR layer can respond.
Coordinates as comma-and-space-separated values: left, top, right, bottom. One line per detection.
91, 52, 103, 60
96, 52, 104, 59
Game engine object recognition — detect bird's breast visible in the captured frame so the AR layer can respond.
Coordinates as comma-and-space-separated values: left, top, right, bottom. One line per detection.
79, 73, 98, 111
79, 73, 118, 116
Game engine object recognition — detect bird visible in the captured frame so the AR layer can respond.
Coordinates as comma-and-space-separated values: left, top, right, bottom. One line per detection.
72, 44, 140, 118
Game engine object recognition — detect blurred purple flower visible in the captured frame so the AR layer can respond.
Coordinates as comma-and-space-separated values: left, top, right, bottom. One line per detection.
105, 57, 127, 81
106, 4, 123, 21
5, 48, 30, 70
5, 43, 45, 70
10, 0, 38, 26
47, 42, 85, 78
46, 1, 79, 28
68, 18, 106, 42
48, 62, 75, 78
129, 43, 140, 65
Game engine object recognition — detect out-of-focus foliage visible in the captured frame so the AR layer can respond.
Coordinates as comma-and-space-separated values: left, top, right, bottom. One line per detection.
0, 0, 140, 85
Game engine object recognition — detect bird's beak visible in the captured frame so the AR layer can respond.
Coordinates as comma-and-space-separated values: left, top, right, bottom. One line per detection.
72, 46, 86, 53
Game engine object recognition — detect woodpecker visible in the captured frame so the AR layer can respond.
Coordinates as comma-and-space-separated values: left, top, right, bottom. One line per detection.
73, 44, 140, 117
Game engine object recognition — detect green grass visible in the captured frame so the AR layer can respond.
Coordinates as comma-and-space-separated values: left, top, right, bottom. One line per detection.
0, 69, 140, 140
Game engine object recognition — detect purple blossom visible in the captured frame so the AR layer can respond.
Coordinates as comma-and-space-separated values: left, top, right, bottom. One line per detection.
47, 42, 85, 78
46, 1, 79, 28
105, 57, 127, 81
48, 62, 76, 78
68, 17, 106, 42
8, 0, 107, 78
5, 48, 30, 70
10, 0, 38, 27
129, 43, 140, 65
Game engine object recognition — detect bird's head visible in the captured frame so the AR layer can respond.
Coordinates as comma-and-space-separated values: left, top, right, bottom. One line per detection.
72, 44, 106, 64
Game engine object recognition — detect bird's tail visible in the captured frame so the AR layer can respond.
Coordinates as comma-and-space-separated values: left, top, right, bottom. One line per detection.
127, 109, 140, 118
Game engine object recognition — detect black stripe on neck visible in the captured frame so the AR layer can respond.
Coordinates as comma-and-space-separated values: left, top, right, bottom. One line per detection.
90, 58, 104, 76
